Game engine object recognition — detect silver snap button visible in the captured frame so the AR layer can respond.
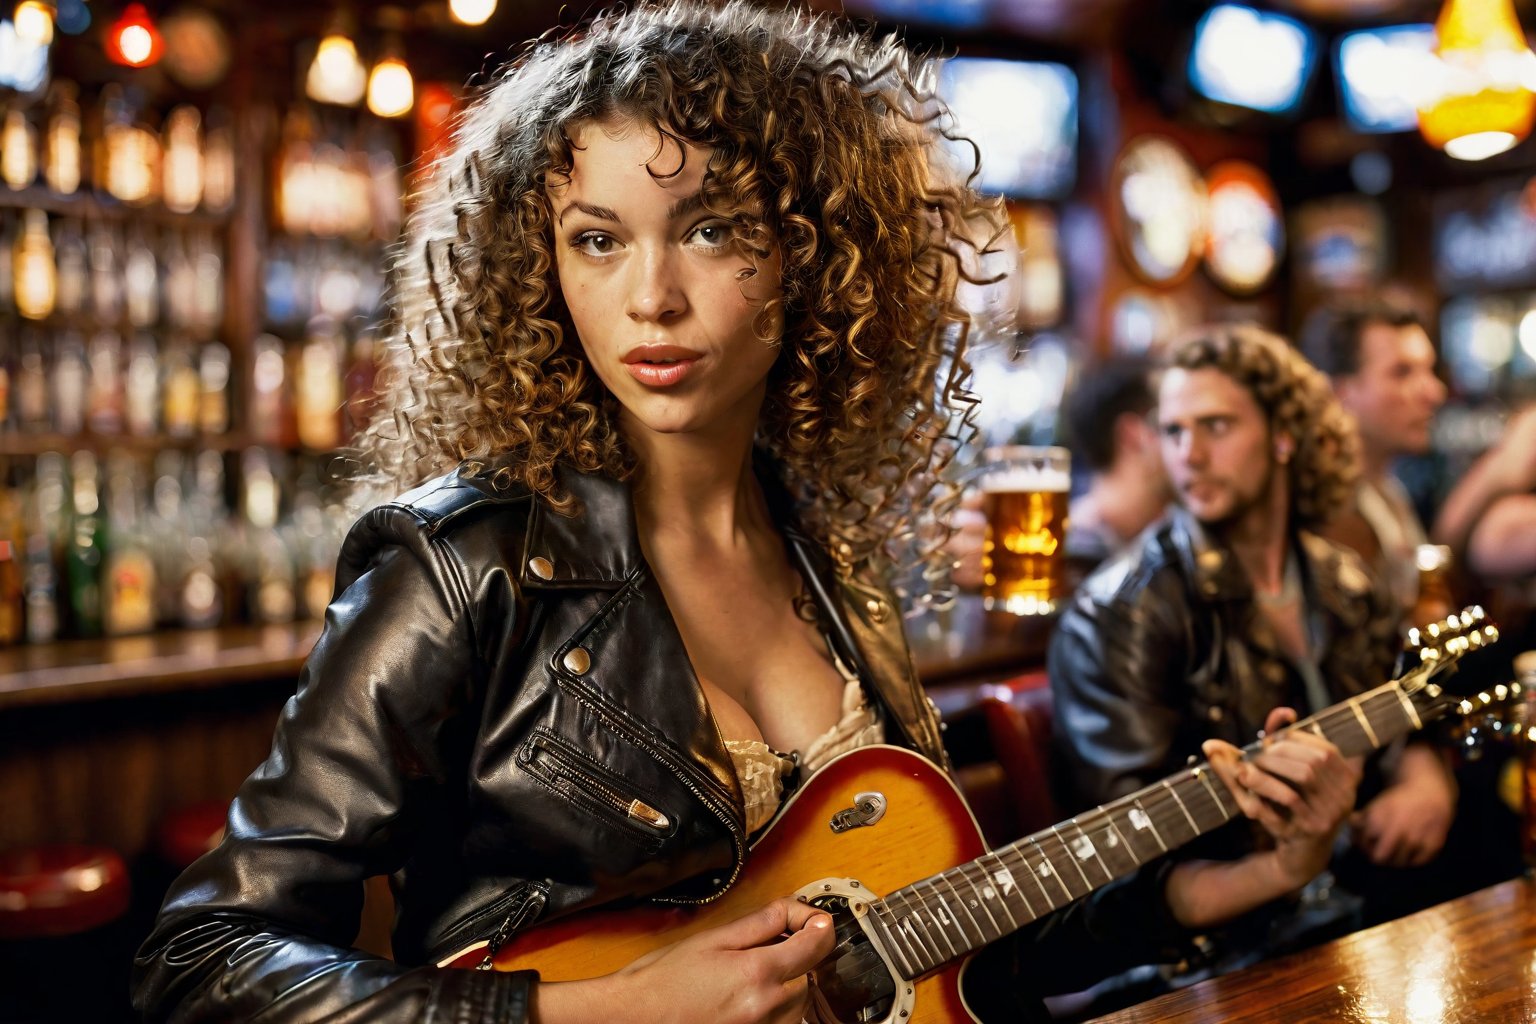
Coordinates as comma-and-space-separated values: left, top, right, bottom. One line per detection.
562, 647, 591, 675
528, 556, 554, 580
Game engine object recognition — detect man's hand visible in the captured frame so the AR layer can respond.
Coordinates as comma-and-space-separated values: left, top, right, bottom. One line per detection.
1203, 707, 1362, 891
531, 897, 836, 1024
1352, 743, 1456, 868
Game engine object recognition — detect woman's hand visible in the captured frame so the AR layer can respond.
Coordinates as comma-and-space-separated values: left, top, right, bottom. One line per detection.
531, 897, 836, 1024
1203, 707, 1362, 891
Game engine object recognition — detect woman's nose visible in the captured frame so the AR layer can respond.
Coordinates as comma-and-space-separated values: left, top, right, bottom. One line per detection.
626, 249, 686, 323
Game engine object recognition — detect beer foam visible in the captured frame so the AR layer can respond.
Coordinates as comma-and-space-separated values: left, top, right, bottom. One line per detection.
980, 465, 1070, 493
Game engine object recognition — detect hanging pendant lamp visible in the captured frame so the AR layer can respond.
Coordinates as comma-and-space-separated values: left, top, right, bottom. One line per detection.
1417, 0, 1536, 161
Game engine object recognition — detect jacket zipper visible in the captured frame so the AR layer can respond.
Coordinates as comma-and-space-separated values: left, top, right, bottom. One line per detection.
528, 736, 672, 832
553, 672, 746, 905
475, 880, 550, 971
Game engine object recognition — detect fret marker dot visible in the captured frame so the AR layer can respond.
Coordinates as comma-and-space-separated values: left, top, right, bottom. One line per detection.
1129, 809, 1152, 830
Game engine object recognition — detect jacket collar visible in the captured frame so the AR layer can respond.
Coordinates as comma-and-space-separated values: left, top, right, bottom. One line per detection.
1166, 506, 1376, 629
515, 465, 645, 590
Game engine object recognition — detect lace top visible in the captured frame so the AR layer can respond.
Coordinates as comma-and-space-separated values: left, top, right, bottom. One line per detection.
724, 659, 885, 835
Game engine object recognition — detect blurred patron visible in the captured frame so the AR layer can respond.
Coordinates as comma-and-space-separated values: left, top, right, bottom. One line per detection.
1059, 355, 1171, 565
1300, 301, 1447, 620
1050, 324, 1459, 985
1432, 405, 1536, 583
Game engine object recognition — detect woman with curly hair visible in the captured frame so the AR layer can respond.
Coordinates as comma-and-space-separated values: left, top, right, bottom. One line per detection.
1049, 322, 1453, 992
130, 3, 1081, 1022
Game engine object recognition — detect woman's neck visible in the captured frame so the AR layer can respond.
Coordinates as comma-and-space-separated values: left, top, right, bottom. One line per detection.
624, 410, 767, 551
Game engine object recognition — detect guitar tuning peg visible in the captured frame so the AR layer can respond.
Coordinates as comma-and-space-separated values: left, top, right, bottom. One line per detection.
1426, 622, 1442, 640
1469, 605, 1486, 622
1406, 627, 1422, 648
1443, 614, 1462, 634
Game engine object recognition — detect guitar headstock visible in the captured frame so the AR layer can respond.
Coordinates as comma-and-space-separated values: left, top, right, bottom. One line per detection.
1446, 675, 1529, 758
1396, 605, 1500, 709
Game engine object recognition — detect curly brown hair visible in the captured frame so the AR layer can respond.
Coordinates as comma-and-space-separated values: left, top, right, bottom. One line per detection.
1167, 323, 1359, 529
352, 0, 998, 599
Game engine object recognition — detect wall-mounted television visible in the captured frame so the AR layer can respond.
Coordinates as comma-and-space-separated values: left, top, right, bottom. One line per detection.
1188, 4, 1319, 116
938, 57, 1078, 200
1335, 24, 1436, 133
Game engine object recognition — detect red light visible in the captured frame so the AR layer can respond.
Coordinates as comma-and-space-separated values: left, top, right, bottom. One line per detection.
105, 3, 164, 67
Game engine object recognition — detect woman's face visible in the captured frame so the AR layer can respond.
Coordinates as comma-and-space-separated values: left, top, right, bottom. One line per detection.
549, 117, 782, 443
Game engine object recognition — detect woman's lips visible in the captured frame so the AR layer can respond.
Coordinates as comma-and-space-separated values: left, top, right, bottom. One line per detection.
624, 357, 699, 386
622, 345, 702, 387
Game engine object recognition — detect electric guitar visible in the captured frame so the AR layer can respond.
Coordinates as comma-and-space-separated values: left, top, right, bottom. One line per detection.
442, 608, 1502, 1023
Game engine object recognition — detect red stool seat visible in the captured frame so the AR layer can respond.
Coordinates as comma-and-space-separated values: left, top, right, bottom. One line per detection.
157, 801, 229, 868
0, 845, 130, 939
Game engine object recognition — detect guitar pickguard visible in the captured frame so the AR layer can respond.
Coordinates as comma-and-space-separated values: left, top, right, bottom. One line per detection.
797, 877, 913, 1024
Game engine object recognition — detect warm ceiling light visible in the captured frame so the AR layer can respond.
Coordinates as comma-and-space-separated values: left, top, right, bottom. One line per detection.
13, 1, 53, 46
106, 3, 163, 67
448, 0, 495, 27
1417, 0, 1536, 161
306, 32, 367, 106
367, 56, 414, 118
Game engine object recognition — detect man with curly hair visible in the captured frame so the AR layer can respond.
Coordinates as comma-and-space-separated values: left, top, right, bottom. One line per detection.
1049, 323, 1456, 993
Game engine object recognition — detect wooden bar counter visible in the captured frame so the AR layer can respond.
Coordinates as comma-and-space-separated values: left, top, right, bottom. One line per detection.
1090, 877, 1536, 1023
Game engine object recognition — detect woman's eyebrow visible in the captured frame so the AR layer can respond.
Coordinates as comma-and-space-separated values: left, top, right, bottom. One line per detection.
666, 192, 705, 220
558, 200, 622, 225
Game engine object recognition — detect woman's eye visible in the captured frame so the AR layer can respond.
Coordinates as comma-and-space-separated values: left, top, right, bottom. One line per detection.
687, 222, 733, 248
573, 232, 620, 256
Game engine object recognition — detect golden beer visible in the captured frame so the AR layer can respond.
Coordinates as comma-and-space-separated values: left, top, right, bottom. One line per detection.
981, 447, 1070, 615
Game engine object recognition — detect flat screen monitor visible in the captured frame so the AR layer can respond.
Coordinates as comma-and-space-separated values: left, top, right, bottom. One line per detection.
938, 57, 1078, 200
1188, 4, 1318, 116
1335, 24, 1436, 133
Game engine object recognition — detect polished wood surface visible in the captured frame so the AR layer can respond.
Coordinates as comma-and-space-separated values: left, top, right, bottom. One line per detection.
0, 622, 321, 709
1089, 877, 1536, 1024
444, 745, 987, 1023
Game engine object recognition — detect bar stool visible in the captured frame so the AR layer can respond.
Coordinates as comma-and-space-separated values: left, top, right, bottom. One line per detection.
0, 845, 133, 1022
156, 800, 229, 869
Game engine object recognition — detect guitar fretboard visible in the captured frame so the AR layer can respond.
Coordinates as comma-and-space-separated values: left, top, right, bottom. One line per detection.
864, 674, 1436, 980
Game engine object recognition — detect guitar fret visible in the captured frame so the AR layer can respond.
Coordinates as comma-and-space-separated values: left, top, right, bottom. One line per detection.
873, 904, 918, 979
981, 852, 1030, 925
1028, 837, 1075, 904
924, 885, 961, 959
1132, 797, 1168, 852
1100, 813, 1143, 873
1161, 778, 1199, 834
1348, 695, 1380, 748
906, 885, 949, 968
940, 871, 989, 948
1392, 684, 1423, 730
1193, 765, 1232, 819
962, 861, 1006, 936
897, 911, 937, 973
1053, 824, 1097, 889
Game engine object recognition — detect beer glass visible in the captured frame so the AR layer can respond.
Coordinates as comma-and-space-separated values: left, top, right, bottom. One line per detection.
980, 445, 1071, 615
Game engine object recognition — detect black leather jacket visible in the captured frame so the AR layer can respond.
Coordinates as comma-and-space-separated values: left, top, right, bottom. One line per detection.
1050, 508, 1399, 814
131, 461, 948, 1024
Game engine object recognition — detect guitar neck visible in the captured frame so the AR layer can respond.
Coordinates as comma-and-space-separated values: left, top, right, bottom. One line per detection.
864, 676, 1434, 979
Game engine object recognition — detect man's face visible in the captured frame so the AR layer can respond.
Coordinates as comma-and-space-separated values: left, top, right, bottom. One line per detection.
1157, 366, 1280, 526
1334, 322, 1446, 460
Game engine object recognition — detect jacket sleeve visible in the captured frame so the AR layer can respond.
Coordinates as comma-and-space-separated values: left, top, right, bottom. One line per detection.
132, 506, 536, 1024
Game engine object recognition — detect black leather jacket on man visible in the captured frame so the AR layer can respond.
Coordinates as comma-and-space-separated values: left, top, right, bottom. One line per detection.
131, 460, 949, 1024
1047, 508, 1400, 948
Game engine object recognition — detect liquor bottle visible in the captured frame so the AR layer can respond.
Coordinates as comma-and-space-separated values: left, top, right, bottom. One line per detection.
288, 467, 335, 619
163, 230, 195, 330
202, 110, 236, 215
198, 341, 231, 436
0, 101, 37, 191
250, 333, 289, 446
161, 105, 203, 215
86, 331, 126, 435
0, 481, 23, 645
240, 448, 295, 625
22, 452, 66, 643
13, 329, 48, 432
52, 330, 88, 435
295, 323, 342, 450
191, 230, 223, 335
88, 222, 122, 323
123, 332, 160, 436
124, 227, 160, 327
0, 327, 11, 428
44, 81, 82, 196
102, 454, 156, 636
161, 337, 201, 439
65, 450, 106, 637
53, 218, 87, 317
0, 216, 13, 311
189, 449, 239, 625
13, 208, 56, 321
